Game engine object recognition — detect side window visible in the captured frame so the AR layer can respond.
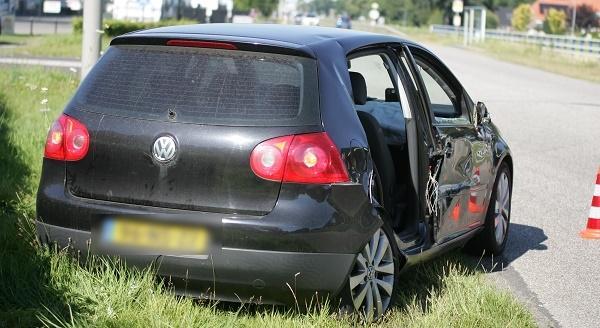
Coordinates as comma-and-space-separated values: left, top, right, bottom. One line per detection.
348, 53, 406, 145
349, 54, 395, 100
415, 58, 470, 125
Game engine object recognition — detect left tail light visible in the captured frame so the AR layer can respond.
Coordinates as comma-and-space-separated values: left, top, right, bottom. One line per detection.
44, 114, 89, 161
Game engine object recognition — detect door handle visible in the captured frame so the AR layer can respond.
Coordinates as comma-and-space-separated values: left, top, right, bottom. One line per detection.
445, 142, 453, 158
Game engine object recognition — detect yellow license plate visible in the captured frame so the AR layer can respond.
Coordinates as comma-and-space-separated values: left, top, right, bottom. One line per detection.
105, 218, 209, 253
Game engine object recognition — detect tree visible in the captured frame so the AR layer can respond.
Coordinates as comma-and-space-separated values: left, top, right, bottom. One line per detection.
427, 8, 445, 25
543, 8, 566, 34
233, 0, 278, 17
571, 4, 600, 30
511, 4, 532, 31
334, 0, 370, 18
486, 11, 500, 29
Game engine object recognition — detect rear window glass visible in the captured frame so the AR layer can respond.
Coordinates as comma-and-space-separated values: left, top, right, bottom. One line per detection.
69, 45, 319, 126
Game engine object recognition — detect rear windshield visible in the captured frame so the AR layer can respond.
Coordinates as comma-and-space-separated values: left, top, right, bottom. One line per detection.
69, 45, 319, 126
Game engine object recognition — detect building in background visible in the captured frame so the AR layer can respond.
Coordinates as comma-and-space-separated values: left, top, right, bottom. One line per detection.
108, 0, 232, 22
531, 0, 600, 25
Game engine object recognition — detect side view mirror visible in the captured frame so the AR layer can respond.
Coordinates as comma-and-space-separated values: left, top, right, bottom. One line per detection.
476, 101, 490, 125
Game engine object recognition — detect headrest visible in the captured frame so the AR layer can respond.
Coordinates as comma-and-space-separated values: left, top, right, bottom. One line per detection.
349, 71, 367, 105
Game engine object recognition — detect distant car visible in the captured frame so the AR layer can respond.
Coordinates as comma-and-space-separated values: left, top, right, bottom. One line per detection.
231, 15, 254, 24
36, 24, 513, 320
293, 13, 303, 25
301, 12, 319, 26
336, 14, 352, 29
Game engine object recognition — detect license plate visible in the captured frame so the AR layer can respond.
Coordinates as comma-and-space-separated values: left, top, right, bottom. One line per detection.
101, 217, 209, 254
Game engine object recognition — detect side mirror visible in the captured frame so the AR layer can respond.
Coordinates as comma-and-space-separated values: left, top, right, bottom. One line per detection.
476, 101, 490, 125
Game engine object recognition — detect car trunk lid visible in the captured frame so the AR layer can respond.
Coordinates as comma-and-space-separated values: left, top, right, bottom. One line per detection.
63, 43, 320, 214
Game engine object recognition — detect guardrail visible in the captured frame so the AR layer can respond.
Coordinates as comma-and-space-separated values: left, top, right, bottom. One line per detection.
430, 24, 600, 56
13, 16, 72, 35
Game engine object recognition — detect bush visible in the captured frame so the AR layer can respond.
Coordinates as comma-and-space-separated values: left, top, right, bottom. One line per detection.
427, 9, 445, 26
511, 4, 532, 31
544, 8, 567, 34
72, 17, 198, 37
72, 16, 83, 33
486, 11, 499, 29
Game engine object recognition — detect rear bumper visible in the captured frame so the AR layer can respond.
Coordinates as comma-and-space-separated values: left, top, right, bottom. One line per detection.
36, 159, 380, 304
37, 221, 355, 305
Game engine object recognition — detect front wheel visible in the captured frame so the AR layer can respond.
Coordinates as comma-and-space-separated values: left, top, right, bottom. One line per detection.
346, 222, 400, 321
465, 162, 512, 255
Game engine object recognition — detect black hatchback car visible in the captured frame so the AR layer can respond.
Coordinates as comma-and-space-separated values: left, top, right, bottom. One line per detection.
36, 24, 513, 319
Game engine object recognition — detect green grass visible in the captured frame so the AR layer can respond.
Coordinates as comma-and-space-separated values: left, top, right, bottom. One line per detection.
388, 26, 600, 83
471, 40, 600, 83
0, 66, 536, 327
0, 34, 111, 59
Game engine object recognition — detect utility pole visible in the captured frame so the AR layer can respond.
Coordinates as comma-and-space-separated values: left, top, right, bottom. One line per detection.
81, 0, 102, 81
571, 0, 577, 36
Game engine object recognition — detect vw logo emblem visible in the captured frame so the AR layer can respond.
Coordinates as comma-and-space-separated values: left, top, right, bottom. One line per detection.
152, 135, 177, 163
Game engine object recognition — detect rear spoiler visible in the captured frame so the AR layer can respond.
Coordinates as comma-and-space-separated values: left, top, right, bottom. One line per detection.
110, 34, 317, 59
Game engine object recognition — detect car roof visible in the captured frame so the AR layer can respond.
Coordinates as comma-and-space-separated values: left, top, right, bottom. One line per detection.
117, 23, 414, 57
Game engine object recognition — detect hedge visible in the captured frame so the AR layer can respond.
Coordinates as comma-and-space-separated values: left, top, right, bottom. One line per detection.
72, 17, 199, 37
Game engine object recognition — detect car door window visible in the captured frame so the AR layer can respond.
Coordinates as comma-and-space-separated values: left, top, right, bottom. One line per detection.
414, 58, 470, 125
349, 53, 406, 146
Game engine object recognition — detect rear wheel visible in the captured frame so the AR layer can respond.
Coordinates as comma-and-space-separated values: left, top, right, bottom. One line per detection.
348, 223, 399, 321
465, 163, 512, 255
345, 167, 400, 321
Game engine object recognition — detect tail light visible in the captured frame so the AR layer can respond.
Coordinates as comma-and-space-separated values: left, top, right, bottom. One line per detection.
44, 114, 89, 161
250, 132, 350, 184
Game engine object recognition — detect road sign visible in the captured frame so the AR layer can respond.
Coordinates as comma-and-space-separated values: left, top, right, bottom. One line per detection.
452, 0, 463, 13
453, 13, 461, 27
369, 9, 380, 20
43, 0, 61, 14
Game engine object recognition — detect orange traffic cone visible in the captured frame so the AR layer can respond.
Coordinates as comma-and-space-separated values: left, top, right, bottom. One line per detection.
580, 167, 600, 239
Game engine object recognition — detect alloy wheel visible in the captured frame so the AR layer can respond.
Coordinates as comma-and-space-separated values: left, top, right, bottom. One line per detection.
349, 228, 395, 320
494, 171, 511, 245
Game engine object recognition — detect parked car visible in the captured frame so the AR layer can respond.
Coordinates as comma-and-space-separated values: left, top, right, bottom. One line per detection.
301, 12, 320, 26
36, 24, 513, 320
336, 14, 352, 29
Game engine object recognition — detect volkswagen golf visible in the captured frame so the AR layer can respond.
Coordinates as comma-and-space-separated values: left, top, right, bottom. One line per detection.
36, 24, 513, 319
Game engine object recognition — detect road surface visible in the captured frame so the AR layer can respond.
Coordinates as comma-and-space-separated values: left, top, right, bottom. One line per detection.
425, 43, 600, 328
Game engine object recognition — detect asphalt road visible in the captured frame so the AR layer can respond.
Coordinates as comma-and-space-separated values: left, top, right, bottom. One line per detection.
423, 43, 600, 327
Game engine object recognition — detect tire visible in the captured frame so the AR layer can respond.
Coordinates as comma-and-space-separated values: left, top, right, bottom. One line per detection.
344, 221, 401, 321
465, 162, 512, 256
340, 167, 401, 321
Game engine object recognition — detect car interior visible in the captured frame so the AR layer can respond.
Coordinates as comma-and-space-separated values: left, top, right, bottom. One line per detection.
347, 53, 420, 236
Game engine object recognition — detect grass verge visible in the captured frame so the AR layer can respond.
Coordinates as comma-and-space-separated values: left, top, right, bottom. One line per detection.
392, 26, 600, 83
0, 34, 110, 59
0, 66, 536, 327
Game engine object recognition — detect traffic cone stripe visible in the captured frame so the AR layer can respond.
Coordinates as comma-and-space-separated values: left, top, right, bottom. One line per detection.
588, 219, 600, 230
580, 167, 600, 239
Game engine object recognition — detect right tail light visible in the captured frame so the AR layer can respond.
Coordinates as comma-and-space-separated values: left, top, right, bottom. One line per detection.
250, 132, 349, 184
